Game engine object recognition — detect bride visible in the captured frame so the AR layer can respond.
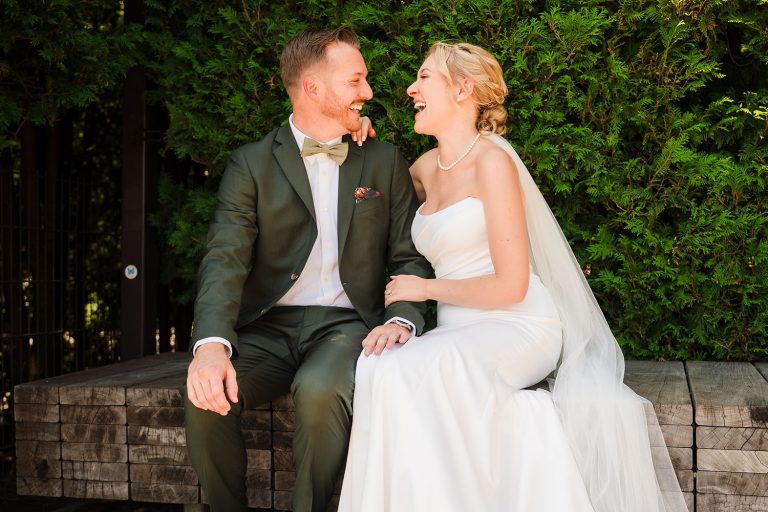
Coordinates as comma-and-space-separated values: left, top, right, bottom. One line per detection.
338, 42, 687, 512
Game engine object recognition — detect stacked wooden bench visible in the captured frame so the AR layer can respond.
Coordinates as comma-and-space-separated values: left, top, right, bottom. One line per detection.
14, 353, 768, 511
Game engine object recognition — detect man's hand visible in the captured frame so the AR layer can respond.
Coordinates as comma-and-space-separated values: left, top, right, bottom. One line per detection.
361, 323, 412, 357
187, 343, 238, 416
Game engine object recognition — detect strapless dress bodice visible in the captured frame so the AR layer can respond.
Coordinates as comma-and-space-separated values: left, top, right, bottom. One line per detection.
412, 197, 560, 325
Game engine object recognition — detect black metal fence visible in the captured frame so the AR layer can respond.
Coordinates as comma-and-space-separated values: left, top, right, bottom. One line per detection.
0, 107, 124, 475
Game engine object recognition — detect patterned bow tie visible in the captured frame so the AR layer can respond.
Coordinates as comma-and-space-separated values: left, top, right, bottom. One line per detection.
300, 138, 349, 166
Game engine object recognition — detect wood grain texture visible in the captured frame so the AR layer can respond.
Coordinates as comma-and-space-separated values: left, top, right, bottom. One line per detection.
662, 425, 694, 447
247, 449, 271, 470
241, 410, 271, 430
61, 461, 128, 481
61, 424, 127, 444
125, 357, 190, 407
16, 477, 62, 497
130, 463, 198, 485
697, 426, 768, 451
61, 442, 128, 463
623, 361, 692, 425
131, 483, 199, 504
697, 471, 768, 496
127, 425, 186, 446
60, 405, 126, 425
62, 479, 129, 500
14, 403, 59, 423
698, 449, 768, 473
697, 493, 768, 512
688, 362, 768, 428
127, 406, 184, 427
14, 421, 60, 441
15, 457, 61, 479
16, 440, 60, 460
128, 445, 191, 465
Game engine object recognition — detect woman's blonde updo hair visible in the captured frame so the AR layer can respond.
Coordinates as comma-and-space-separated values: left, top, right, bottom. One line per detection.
427, 42, 508, 135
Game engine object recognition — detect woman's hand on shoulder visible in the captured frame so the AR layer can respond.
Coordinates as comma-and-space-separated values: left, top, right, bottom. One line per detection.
351, 116, 376, 146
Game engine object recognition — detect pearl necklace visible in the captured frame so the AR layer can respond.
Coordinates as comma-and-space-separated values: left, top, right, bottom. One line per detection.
437, 133, 481, 171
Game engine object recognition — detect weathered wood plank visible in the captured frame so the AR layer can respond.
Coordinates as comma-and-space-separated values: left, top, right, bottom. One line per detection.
697, 426, 768, 451
667, 447, 692, 470
688, 362, 768, 428
125, 358, 190, 407
128, 445, 190, 465
275, 470, 295, 491
61, 442, 128, 463
677, 469, 694, 492
62, 479, 129, 500
698, 449, 768, 473
683, 492, 693, 512
127, 425, 186, 446
246, 468, 271, 490
247, 449, 271, 470
623, 361, 692, 425
247, 489, 272, 509
15, 354, 180, 410
127, 406, 184, 427
697, 471, 768, 496
130, 463, 198, 485
274, 450, 292, 471
14, 403, 59, 423
697, 493, 768, 512
756, 363, 768, 383
14, 422, 60, 442
13, 385, 58, 405
273, 411, 295, 432
202, 486, 272, 508
273, 490, 292, 511
58, 353, 189, 405
60, 405, 126, 425
61, 461, 128, 481
16, 440, 61, 460
16, 477, 62, 497
244, 429, 271, 450
661, 425, 693, 448
272, 395, 295, 411
241, 410, 271, 430
273, 431, 292, 451
61, 424, 127, 444
131, 483, 199, 504
15, 457, 61, 479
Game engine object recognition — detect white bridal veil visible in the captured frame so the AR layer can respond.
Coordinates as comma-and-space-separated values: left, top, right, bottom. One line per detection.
489, 134, 687, 512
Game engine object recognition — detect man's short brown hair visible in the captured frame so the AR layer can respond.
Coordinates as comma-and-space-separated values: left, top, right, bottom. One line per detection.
279, 27, 360, 94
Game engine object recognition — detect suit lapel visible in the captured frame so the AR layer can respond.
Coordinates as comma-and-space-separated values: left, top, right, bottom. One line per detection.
337, 136, 364, 257
273, 125, 316, 221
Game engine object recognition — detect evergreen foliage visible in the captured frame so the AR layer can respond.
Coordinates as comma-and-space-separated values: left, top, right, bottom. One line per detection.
2, 0, 766, 360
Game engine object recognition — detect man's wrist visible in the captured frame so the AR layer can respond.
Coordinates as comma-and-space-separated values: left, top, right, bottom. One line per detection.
386, 317, 415, 335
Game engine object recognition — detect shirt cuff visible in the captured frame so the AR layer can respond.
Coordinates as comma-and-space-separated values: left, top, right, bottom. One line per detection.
385, 317, 416, 336
192, 337, 233, 358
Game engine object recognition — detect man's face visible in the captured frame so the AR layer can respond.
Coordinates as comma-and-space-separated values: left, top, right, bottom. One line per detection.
317, 43, 373, 134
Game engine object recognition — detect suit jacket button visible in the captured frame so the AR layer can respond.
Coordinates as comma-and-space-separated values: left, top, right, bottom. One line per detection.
290, 273, 299, 281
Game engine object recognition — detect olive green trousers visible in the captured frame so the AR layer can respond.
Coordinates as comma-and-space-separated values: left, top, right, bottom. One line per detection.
184, 306, 368, 512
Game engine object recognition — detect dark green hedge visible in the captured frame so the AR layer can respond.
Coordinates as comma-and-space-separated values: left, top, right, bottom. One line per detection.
3, 0, 767, 360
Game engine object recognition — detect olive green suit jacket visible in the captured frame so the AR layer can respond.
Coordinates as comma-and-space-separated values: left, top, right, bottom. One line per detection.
191, 124, 432, 355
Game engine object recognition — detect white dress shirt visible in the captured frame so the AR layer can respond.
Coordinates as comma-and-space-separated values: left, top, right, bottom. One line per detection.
193, 116, 414, 357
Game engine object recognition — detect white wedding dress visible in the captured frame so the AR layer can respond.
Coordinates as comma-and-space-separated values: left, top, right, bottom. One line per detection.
338, 197, 595, 512
339, 136, 686, 512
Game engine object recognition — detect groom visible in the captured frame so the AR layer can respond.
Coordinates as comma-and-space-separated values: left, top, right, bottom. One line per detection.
184, 27, 431, 512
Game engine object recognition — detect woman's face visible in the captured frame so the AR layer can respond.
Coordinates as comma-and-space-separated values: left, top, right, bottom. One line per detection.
407, 55, 456, 135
